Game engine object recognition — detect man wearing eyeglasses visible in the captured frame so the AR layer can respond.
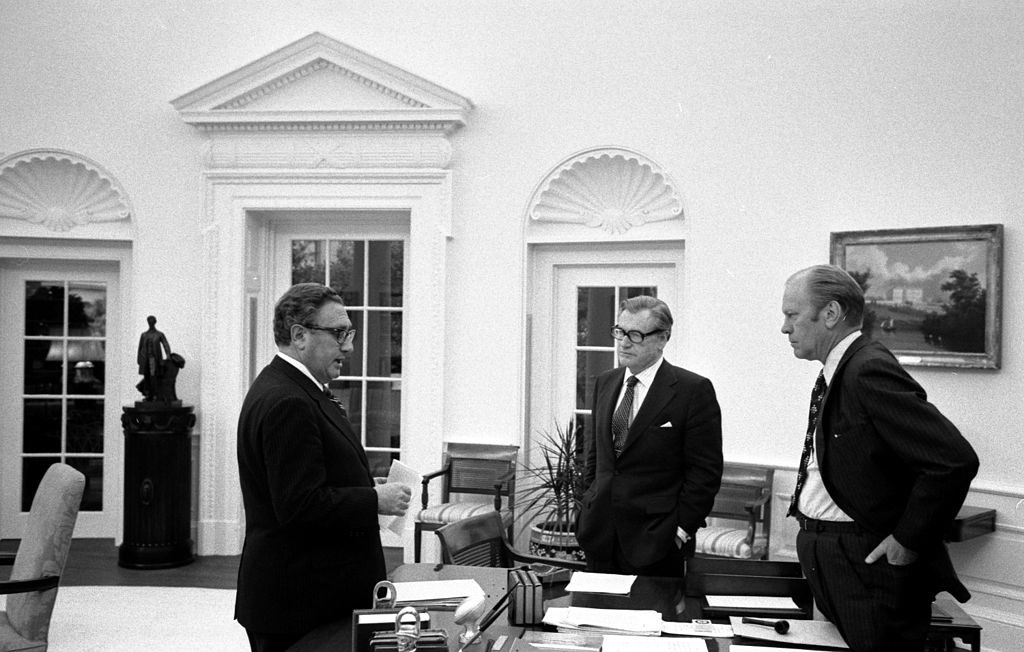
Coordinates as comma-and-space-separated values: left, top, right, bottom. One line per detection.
235, 283, 412, 652
577, 295, 723, 577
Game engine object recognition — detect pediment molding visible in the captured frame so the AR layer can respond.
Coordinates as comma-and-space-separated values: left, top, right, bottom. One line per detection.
172, 33, 472, 136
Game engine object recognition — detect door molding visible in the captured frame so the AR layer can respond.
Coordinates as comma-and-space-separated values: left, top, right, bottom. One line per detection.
0, 239, 132, 540
198, 170, 451, 556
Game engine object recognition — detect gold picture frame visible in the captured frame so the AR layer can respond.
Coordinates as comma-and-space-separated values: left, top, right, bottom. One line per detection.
830, 224, 1003, 369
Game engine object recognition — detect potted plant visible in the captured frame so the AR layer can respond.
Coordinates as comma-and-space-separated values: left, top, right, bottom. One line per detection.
516, 419, 587, 562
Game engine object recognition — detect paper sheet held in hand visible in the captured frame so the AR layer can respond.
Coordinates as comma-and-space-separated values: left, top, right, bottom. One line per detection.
378, 459, 421, 535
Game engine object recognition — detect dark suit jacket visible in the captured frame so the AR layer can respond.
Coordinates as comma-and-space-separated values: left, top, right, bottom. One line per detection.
235, 356, 385, 635
816, 336, 979, 600
577, 361, 723, 567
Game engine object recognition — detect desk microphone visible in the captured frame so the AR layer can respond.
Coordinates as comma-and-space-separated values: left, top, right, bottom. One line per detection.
741, 616, 790, 634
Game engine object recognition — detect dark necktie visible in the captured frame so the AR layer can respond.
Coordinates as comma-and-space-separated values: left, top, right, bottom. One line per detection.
612, 376, 639, 457
324, 387, 347, 416
788, 370, 827, 517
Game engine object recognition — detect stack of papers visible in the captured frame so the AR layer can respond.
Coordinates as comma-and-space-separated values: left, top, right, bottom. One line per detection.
705, 595, 800, 610
565, 571, 636, 594
391, 579, 485, 609
543, 606, 663, 636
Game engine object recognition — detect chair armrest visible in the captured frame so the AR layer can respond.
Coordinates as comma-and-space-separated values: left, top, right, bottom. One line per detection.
493, 468, 515, 511
420, 466, 449, 509
0, 575, 60, 595
0, 552, 15, 566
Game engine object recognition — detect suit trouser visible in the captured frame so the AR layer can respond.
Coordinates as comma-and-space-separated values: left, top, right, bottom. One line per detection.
586, 533, 686, 578
796, 523, 931, 652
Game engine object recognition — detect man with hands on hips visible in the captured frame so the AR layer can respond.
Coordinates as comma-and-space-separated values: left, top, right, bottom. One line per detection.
781, 265, 978, 652
235, 283, 411, 652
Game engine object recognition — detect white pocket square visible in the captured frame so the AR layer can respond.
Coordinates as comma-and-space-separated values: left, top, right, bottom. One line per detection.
659, 421, 673, 428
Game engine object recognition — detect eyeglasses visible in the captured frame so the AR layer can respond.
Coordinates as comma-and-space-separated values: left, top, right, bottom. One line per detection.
304, 324, 357, 344
611, 326, 665, 344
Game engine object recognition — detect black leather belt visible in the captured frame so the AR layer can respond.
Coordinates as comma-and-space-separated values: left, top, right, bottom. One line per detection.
797, 516, 862, 534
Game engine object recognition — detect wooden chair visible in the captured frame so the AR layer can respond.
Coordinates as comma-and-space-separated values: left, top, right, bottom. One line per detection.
695, 462, 773, 559
414, 443, 518, 562
0, 463, 86, 651
685, 556, 812, 619
434, 511, 584, 570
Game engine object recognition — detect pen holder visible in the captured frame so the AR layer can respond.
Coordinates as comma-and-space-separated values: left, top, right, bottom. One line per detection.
507, 568, 544, 626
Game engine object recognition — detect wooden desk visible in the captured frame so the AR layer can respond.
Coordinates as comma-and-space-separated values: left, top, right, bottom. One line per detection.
290, 564, 976, 651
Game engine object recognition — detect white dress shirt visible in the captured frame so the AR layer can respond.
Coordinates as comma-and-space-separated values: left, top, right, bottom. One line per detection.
797, 331, 861, 521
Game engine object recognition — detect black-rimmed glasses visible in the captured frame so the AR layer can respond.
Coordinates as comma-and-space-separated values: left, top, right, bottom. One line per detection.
611, 326, 665, 344
304, 324, 357, 344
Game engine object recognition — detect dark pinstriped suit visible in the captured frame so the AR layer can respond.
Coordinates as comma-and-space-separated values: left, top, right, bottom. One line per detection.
577, 361, 723, 572
235, 356, 385, 637
800, 335, 978, 651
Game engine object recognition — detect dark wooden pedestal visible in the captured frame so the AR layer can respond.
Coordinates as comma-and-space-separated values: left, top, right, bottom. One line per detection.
119, 403, 196, 569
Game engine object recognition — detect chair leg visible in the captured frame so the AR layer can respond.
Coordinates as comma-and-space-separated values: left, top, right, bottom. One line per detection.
414, 527, 422, 563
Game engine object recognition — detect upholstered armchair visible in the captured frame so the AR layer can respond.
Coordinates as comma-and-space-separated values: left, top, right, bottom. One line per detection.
694, 463, 773, 560
0, 463, 85, 651
414, 443, 518, 563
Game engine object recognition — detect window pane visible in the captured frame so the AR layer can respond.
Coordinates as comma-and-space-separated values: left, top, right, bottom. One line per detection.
24, 340, 62, 394
23, 399, 62, 453
329, 240, 364, 306
68, 282, 106, 336
366, 451, 399, 479
622, 286, 656, 300
578, 287, 615, 346
291, 240, 325, 284
367, 241, 403, 307
21, 457, 60, 511
366, 381, 400, 449
365, 311, 401, 376
576, 350, 615, 409
332, 379, 362, 440
338, 312, 364, 377
25, 282, 65, 336
68, 343, 105, 395
68, 399, 104, 453
67, 457, 103, 511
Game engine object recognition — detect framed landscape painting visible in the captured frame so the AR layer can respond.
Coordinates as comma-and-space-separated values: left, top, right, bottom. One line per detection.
830, 224, 1003, 369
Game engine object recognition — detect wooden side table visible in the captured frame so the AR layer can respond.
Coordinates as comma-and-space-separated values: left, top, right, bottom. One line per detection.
929, 598, 981, 652
946, 505, 996, 542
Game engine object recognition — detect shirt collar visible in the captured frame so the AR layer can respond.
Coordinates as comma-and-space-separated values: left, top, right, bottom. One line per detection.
276, 351, 326, 393
627, 356, 664, 388
823, 331, 861, 385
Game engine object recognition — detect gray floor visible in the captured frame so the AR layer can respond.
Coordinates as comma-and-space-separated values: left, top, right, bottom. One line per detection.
0, 539, 404, 589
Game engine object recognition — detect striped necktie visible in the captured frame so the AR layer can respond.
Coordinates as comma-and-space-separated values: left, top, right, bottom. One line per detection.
788, 370, 827, 517
612, 376, 639, 457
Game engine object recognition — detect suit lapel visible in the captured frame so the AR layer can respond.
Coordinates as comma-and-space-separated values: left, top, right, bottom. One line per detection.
597, 368, 625, 460
620, 363, 675, 455
815, 334, 871, 461
271, 357, 370, 469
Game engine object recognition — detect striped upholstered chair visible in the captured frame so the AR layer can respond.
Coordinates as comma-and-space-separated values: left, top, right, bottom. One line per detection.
694, 463, 773, 560
414, 443, 518, 563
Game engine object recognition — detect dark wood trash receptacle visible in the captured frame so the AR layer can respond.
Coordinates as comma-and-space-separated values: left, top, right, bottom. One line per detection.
119, 403, 195, 569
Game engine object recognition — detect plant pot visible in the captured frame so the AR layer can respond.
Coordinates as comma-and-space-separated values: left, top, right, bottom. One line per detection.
528, 522, 585, 562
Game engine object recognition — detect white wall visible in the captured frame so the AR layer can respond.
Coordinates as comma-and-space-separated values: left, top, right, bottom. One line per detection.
2, 1, 1022, 648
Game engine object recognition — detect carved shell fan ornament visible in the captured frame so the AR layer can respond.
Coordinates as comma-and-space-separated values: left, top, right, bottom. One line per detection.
0, 152, 131, 232
530, 150, 683, 234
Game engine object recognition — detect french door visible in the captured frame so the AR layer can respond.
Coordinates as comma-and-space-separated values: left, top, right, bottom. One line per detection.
528, 243, 682, 451
0, 263, 120, 537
